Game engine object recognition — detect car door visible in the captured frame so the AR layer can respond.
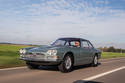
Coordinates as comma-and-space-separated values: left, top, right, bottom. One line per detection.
87, 41, 95, 63
80, 40, 92, 64
69, 41, 81, 65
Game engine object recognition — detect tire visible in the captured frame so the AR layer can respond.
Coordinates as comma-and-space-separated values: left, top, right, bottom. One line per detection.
26, 62, 39, 69
91, 55, 98, 67
58, 54, 73, 73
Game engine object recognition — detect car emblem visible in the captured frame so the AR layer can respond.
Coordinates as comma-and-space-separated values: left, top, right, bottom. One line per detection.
33, 55, 36, 57
33, 52, 37, 55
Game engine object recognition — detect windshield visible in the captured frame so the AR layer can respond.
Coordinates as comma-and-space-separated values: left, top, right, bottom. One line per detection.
51, 39, 66, 46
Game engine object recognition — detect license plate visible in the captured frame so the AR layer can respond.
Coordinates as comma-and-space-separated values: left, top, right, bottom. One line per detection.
31, 55, 36, 57
27, 55, 36, 58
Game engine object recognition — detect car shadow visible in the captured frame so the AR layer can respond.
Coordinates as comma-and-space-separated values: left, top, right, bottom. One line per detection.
38, 65, 59, 71
73, 80, 103, 83
37, 63, 101, 72
73, 64, 91, 70
73, 62, 101, 71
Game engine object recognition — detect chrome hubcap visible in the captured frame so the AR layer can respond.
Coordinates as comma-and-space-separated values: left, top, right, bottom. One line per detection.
65, 56, 72, 69
94, 56, 98, 65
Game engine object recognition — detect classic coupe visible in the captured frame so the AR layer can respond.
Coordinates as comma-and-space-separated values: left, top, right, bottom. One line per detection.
19, 37, 101, 72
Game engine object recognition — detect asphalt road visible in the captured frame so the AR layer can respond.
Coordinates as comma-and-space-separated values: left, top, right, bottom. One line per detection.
0, 57, 125, 83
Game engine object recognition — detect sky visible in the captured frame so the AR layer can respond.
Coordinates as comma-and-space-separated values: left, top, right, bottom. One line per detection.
0, 0, 125, 48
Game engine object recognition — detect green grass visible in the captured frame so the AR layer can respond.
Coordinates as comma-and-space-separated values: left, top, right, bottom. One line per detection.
0, 44, 32, 68
0, 44, 125, 69
102, 52, 125, 59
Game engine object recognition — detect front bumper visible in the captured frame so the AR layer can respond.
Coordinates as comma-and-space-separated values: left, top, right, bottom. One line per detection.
20, 56, 62, 66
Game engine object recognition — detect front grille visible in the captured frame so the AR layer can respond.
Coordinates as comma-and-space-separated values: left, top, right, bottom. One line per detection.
21, 52, 45, 59
36, 53, 45, 55
23, 54, 45, 58
27, 52, 45, 55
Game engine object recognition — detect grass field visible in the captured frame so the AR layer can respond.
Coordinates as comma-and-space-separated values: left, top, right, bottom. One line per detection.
0, 44, 125, 69
0, 44, 32, 68
102, 52, 125, 59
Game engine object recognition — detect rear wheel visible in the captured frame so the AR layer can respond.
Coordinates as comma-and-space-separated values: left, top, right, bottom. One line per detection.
91, 55, 98, 67
26, 62, 39, 69
58, 54, 73, 73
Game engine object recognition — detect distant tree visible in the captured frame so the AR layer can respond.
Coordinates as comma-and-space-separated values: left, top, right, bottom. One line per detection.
107, 46, 116, 52
98, 46, 125, 53
98, 47, 103, 51
116, 48, 121, 53
123, 49, 125, 53
103, 46, 108, 52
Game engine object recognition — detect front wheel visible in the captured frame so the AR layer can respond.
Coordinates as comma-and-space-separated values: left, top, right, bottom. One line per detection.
91, 56, 98, 67
58, 55, 73, 73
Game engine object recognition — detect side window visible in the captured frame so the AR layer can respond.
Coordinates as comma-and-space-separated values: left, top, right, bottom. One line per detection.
70, 41, 76, 46
81, 41, 89, 48
70, 41, 80, 47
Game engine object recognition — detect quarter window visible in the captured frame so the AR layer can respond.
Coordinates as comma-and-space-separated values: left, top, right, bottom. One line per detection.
65, 42, 69, 46
87, 42, 94, 48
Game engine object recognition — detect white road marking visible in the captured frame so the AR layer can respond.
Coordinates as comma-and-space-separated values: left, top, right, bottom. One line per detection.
83, 66, 125, 81
0, 66, 27, 71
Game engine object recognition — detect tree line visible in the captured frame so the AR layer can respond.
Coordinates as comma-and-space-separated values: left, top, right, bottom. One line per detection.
98, 46, 125, 53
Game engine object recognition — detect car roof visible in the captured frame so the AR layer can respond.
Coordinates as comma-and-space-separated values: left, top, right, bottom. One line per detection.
58, 37, 88, 41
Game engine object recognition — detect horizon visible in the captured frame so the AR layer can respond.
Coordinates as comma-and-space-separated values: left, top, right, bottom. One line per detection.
0, 0, 125, 49
0, 41, 125, 49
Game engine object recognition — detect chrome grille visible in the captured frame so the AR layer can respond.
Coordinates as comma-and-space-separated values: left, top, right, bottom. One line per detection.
22, 54, 45, 59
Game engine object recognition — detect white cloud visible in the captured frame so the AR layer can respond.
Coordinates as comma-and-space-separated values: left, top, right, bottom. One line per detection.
0, 0, 125, 48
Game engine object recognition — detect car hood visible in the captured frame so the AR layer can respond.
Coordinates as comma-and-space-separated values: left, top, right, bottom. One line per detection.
26, 45, 61, 53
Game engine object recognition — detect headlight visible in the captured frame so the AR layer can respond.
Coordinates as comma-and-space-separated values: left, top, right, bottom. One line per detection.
19, 49, 23, 54
20, 49, 26, 54
47, 50, 57, 56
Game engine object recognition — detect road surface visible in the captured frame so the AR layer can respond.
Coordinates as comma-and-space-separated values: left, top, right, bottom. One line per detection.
0, 57, 125, 83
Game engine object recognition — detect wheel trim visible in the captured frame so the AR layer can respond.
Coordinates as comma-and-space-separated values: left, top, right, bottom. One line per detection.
65, 56, 72, 70
94, 56, 98, 65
